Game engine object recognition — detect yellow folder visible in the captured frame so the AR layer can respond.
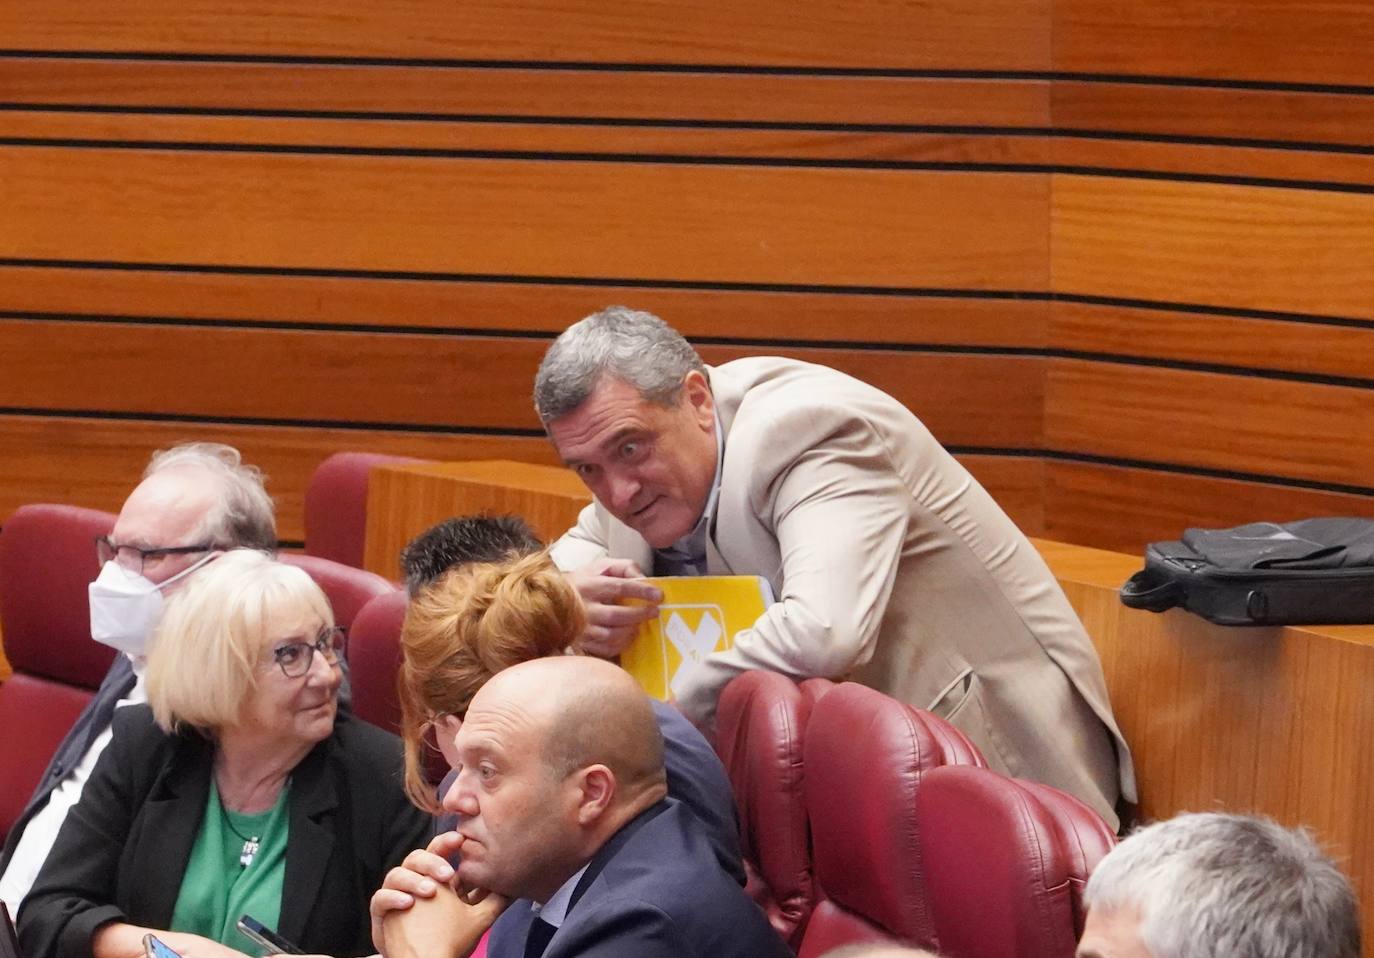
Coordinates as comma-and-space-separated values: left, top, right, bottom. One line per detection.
620, 575, 775, 701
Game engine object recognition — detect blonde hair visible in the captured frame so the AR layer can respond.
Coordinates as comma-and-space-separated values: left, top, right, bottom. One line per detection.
146, 549, 333, 734
398, 550, 585, 812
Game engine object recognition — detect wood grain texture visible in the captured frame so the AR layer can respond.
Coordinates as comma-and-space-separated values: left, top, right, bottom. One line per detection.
1054, 81, 1374, 149
0, 1, 1052, 69
362, 460, 591, 578
1038, 538, 1374, 943
0, 321, 1045, 446
0, 265, 1051, 348
0, 415, 562, 543
1052, 174, 1374, 321
1051, 301, 1374, 382
0, 58, 1051, 127
0, 147, 1050, 290
0, 110, 1055, 168
1044, 359, 1374, 489
1042, 460, 1374, 556
1051, 137, 1374, 193
1055, 0, 1374, 87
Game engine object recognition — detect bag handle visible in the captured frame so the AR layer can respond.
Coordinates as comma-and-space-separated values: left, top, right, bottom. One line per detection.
1119, 569, 1183, 613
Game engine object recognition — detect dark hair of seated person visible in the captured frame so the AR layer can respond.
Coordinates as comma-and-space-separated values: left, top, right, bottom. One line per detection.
400, 513, 543, 594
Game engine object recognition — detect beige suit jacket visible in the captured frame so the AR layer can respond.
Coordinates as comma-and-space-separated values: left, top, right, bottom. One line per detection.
551, 356, 1136, 828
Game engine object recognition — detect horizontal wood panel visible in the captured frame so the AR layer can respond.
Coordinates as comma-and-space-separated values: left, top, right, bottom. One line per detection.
0, 415, 561, 543
0, 320, 1046, 445
0, 414, 1042, 550
0, 1, 1052, 70
1052, 174, 1374, 321
1051, 302, 1374, 383
1043, 460, 1374, 555
1051, 138, 1374, 192
1044, 359, 1374, 489
958, 454, 1044, 536
0, 59, 1051, 127
1054, 81, 1374, 149
1055, 0, 1374, 87
0, 111, 1055, 168
0, 265, 1050, 348
0, 147, 1050, 290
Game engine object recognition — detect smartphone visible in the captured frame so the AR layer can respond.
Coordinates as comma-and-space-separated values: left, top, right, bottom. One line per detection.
236, 915, 304, 956
143, 935, 184, 958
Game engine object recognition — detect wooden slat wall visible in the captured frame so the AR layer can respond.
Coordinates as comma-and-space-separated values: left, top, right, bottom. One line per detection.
1, 0, 1372, 559
0, 3, 1056, 549
1045, 0, 1374, 554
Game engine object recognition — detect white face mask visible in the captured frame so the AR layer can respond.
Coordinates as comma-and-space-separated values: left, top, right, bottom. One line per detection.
88, 553, 218, 658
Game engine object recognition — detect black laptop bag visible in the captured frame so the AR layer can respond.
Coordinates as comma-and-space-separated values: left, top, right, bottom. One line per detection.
1119, 517, 1374, 625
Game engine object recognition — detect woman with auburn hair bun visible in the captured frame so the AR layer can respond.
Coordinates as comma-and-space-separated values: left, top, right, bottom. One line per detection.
19, 549, 429, 958
393, 545, 743, 886
398, 550, 585, 813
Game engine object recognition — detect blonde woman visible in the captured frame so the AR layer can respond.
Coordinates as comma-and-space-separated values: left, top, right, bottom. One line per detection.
20, 550, 427, 958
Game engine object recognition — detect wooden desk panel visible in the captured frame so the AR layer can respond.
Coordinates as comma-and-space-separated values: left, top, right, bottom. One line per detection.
362, 460, 591, 579
1035, 538, 1374, 934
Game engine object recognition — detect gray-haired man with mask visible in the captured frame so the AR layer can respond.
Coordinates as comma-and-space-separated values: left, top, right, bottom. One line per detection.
0, 443, 275, 916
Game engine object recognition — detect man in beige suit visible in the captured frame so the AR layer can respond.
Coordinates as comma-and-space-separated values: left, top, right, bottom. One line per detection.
536, 306, 1135, 829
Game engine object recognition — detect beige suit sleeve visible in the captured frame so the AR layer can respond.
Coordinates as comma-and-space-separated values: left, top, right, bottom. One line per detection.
675, 437, 912, 725
549, 501, 611, 572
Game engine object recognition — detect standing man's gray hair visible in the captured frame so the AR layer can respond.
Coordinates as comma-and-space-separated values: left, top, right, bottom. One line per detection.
144, 442, 276, 551
1083, 812, 1360, 958
533, 306, 707, 423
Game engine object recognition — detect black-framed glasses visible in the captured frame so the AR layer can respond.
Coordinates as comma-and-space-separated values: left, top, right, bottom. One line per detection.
270, 626, 347, 678
94, 535, 217, 577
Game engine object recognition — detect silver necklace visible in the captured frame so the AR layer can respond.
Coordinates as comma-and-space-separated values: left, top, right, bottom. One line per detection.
219, 801, 262, 869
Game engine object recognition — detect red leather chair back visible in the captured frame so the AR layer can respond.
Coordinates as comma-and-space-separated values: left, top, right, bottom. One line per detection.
280, 552, 395, 632
798, 682, 987, 956
715, 671, 824, 946
347, 588, 447, 783
303, 452, 423, 570
0, 504, 119, 840
915, 765, 1117, 958
346, 589, 407, 735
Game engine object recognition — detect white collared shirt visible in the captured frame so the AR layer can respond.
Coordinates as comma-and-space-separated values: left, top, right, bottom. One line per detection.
653, 409, 725, 577
530, 861, 592, 929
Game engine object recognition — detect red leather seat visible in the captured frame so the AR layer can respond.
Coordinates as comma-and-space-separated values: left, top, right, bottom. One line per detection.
798, 682, 987, 957
915, 765, 1116, 958
280, 552, 395, 632
346, 589, 407, 735
303, 452, 425, 570
715, 671, 831, 946
346, 588, 447, 783
0, 504, 119, 842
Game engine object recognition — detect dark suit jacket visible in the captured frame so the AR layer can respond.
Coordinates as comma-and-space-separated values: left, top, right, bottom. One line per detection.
18, 705, 427, 958
434, 700, 743, 885
487, 800, 789, 958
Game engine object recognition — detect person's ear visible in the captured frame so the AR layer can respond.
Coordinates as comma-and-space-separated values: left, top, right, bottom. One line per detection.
572, 764, 617, 825
681, 370, 714, 430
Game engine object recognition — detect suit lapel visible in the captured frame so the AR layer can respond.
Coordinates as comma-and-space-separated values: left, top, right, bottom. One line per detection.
278, 739, 337, 942
127, 736, 213, 925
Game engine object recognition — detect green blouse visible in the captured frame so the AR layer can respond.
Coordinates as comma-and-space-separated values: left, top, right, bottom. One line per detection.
170, 779, 290, 957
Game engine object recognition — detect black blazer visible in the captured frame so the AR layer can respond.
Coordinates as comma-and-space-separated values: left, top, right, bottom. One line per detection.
18, 705, 428, 958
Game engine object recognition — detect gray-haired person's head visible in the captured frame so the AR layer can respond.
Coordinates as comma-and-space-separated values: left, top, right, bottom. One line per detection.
1082, 812, 1359, 958
533, 306, 707, 423
144, 442, 276, 551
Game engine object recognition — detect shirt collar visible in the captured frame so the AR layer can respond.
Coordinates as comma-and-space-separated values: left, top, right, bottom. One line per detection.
657, 406, 724, 562
530, 861, 591, 928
